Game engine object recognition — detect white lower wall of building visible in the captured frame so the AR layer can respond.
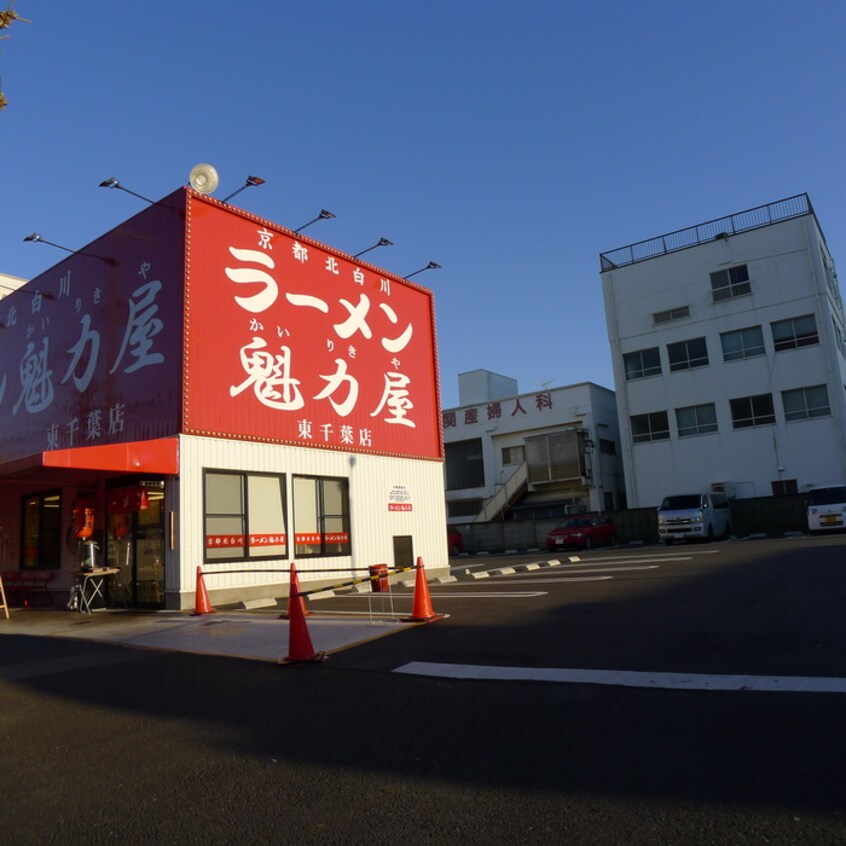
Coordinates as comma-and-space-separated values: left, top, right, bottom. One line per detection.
175, 435, 448, 608
627, 414, 846, 506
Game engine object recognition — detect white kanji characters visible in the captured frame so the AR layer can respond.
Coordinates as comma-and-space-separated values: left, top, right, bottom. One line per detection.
30, 292, 46, 314
85, 409, 103, 441
109, 403, 126, 434
314, 358, 359, 417
257, 228, 274, 250
371, 372, 415, 427
353, 267, 365, 286
13, 337, 53, 415
292, 242, 309, 263
229, 337, 304, 411
65, 417, 79, 446
325, 256, 340, 275
62, 314, 100, 392
110, 280, 164, 374
297, 419, 313, 439
3, 302, 17, 328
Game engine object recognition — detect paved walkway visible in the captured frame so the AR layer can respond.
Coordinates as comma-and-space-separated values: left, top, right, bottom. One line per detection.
0, 606, 416, 663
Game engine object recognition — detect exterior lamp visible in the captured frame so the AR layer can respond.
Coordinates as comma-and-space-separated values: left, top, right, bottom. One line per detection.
222, 175, 266, 204
353, 237, 393, 259
23, 233, 113, 267
404, 261, 441, 280
98, 177, 155, 204
295, 209, 336, 233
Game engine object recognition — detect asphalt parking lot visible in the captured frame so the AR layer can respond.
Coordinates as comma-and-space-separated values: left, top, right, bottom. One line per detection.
3, 534, 846, 845
3, 534, 846, 685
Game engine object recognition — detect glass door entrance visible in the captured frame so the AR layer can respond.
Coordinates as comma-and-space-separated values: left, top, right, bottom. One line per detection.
106, 482, 165, 608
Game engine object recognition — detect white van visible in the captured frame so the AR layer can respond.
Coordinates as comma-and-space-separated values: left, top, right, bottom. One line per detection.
806, 484, 846, 534
657, 493, 732, 543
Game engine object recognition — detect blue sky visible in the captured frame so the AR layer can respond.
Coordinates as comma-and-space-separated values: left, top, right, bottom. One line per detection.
2, 0, 844, 409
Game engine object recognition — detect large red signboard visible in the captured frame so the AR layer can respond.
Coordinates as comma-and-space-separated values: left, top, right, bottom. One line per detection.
183, 194, 443, 460
0, 195, 185, 466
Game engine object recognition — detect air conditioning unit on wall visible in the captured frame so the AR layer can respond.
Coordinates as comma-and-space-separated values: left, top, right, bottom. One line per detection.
711, 482, 736, 499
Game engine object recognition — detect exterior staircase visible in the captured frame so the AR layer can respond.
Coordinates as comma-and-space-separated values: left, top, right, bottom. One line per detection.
473, 462, 528, 523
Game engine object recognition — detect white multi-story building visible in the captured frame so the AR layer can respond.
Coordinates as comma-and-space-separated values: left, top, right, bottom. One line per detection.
600, 193, 846, 507
443, 370, 624, 522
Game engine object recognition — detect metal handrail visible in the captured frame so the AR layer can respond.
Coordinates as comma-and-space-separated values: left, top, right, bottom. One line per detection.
600, 193, 814, 271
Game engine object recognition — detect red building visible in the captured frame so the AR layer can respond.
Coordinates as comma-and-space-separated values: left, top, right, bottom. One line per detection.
0, 188, 447, 609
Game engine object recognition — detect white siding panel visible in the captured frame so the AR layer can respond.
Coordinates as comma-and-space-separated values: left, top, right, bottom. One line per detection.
176, 435, 447, 607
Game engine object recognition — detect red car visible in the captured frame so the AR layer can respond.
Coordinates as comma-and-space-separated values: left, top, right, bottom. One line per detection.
447, 527, 464, 555
546, 515, 616, 550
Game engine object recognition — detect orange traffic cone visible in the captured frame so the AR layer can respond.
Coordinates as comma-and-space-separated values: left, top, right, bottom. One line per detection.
191, 566, 216, 616
402, 556, 445, 623
278, 562, 310, 619
280, 569, 326, 665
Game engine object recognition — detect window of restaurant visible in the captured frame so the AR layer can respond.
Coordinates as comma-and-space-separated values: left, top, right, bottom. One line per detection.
293, 476, 351, 558
204, 471, 288, 562
20, 491, 62, 570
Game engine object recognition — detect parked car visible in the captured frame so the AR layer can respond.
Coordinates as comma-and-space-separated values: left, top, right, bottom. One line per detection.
807, 484, 846, 534
657, 492, 731, 543
447, 527, 464, 555
546, 515, 616, 550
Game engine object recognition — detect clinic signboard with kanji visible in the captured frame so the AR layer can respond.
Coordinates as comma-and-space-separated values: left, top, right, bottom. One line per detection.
183, 193, 443, 460
0, 197, 185, 465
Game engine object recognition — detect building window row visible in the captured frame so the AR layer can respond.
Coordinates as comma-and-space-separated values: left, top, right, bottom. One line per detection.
631, 384, 831, 443
624, 313, 819, 380
203, 470, 351, 563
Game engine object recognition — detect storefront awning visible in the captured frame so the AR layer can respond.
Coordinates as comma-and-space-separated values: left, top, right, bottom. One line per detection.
0, 437, 179, 481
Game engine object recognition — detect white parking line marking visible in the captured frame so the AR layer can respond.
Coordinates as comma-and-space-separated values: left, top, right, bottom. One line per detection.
394, 662, 846, 693
558, 549, 720, 564
333, 592, 549, 600
506, 564, 660, 577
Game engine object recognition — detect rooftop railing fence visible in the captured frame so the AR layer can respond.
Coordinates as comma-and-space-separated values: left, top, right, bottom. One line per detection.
600, 194, 813, 271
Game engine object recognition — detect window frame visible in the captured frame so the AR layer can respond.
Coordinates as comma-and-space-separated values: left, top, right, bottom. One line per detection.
771, 479, 798, 496
782, 385, 831, 422
675, 403, 718, 437
720, 325, 765, 362
771, 314, 819, 352
667, 336, 709, 372
292, 475, 351, 559
729, 394, 776, 429
203, 470, 288, 564
20, 490, 62, 571
623, 347, 662, 380
630, 411, 670, 443
501, 445, 526, 465
445, 438, 485, 490
710, 264, 751, 301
